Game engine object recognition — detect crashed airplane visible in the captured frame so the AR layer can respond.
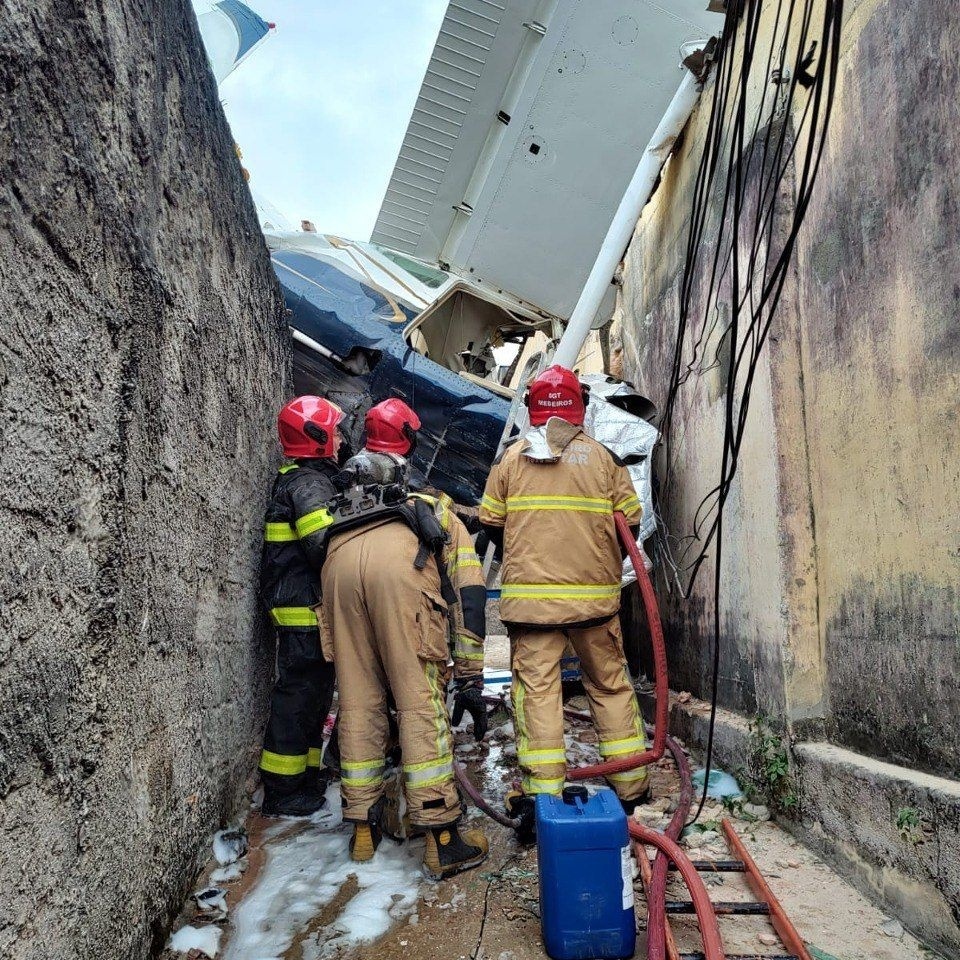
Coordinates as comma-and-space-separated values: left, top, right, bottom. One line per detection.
195, 0, 722, 527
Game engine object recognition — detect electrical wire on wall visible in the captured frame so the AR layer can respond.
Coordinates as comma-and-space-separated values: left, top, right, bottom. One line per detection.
650, 0, 845, 822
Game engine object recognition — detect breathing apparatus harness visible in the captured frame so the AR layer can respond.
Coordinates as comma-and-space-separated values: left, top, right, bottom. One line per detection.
323, 452, 457, 604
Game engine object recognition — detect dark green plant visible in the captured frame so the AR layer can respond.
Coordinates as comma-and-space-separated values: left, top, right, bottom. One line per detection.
747, 715, 800, 817
895, 806, 924, 844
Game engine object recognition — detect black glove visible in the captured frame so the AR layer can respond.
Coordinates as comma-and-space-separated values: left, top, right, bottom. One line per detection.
506, 791, 537, 844
451, 677, 488, 741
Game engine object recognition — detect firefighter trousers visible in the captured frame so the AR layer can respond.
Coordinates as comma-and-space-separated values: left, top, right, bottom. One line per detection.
320, 521, 462, 827
259, 627, 336, 797
509, 616, 648, 800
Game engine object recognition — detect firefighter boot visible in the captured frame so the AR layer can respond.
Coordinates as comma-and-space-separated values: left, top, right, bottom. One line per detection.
349, 796, 387, 863
423, 822, 489, 880
261, 786, 326, 818
505, 790, 537, 844
619, 785, 651, 817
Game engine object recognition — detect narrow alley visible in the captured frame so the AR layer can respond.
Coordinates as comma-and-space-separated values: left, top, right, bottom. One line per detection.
1, 2, 957, 960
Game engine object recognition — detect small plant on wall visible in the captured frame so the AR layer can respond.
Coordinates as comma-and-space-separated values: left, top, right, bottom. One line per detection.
894, 806, 929, 845
746, 715, 800, 817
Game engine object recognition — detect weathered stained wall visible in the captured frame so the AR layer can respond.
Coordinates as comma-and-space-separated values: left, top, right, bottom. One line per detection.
795, 0, 960, 779
618, 0, 959, 775
617, 91, 817, 730
0, 2, 287, 958
615, 0, 959, 946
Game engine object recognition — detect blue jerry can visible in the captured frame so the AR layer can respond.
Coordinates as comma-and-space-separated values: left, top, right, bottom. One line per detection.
536, 786, 636, 960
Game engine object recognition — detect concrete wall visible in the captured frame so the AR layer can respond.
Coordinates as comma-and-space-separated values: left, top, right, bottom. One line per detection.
619, 0, 959, 775
0, 2, 287, 958
616, 0, 959, 947
795, 0, 960, 780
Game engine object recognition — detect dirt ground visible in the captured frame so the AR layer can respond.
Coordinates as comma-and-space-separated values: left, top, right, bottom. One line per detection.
163, 691, 939, 960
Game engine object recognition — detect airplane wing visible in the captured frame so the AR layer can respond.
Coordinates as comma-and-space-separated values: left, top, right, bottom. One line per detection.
371, 0, 721, 323
192, 0, 274, 85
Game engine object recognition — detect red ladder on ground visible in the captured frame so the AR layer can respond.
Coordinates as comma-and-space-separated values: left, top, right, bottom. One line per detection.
638, 818, 813, 960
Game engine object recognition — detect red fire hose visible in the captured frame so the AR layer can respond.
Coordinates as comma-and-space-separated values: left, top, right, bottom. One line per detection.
567, 511, 668, 780
647, 732, 695, 960
454, 762, 519, 828
629, 822, 725, 960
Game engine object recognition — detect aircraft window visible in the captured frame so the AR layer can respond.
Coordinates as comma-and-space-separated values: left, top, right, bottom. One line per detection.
372, 245, 449, 289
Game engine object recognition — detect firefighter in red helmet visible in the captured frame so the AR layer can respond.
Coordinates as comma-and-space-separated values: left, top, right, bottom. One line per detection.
364, 397, 422, 454
320, 397, 489, 878
258, 395, 344, 816
479, 366, 646, 839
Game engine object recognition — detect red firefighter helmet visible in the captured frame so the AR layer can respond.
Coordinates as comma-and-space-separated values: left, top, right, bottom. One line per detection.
526, 365, 588, 427
277, 395, 344, 459
365, 398, 422, 454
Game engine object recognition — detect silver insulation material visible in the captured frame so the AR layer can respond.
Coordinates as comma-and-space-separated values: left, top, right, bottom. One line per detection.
340, 450, 409, 487
581, 374, 659, 583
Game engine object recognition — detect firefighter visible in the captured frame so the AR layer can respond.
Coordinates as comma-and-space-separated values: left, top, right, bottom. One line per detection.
363, 399, 489, 693
319, 398, 489, 879
258, 395, 343, 817
478, 365, 647, 835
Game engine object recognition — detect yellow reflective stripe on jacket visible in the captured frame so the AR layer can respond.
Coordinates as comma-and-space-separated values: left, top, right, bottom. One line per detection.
403, 754, 454, 787
295, 508, 334, 538
518, 747, 567, 767
341, 773, 384, 787
270, 606, 318, 627
423, 661, 451, 761
480, 494, 506, 517
522, 775, 564, 795
614, 495, 641, 513
342, 758, 386, 772
341, 758, 386, 787
500, 583, 621, 601
411, 492, 453, 530
264, 521, 298, 542
259, 750, 308, 776
278, 463, 299, 474
439, 501, 452, 531
505, 495, 612, 514
513, 675, 529, 760
454, 634, 485, 661
450, 547, 482, 574
307, 747, 322, 768
599, 736, 646, 758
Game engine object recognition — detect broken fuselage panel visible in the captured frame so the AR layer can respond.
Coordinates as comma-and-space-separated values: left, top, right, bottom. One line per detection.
266, 229, 549, 504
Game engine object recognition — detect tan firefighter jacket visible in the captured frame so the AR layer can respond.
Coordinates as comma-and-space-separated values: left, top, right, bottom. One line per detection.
321, 492, 486, 678
412, 492, 486, 677
479, 420, 641, 627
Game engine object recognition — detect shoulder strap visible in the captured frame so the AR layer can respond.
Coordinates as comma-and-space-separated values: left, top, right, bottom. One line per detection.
397, 499, 457, 605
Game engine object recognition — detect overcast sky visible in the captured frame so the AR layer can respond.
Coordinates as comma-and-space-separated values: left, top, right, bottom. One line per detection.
218, 1, 447, 240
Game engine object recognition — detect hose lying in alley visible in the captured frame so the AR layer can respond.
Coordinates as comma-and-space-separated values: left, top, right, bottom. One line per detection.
629, 822, 724, 960
454, 761, 520, 829
646, 732, 696, 960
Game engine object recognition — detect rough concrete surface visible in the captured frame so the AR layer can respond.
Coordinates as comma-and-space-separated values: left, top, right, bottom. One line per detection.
795, 742, 960, 958
658, 694, 960, 957
0, 2, 287, 958
794, 0, 960, 779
